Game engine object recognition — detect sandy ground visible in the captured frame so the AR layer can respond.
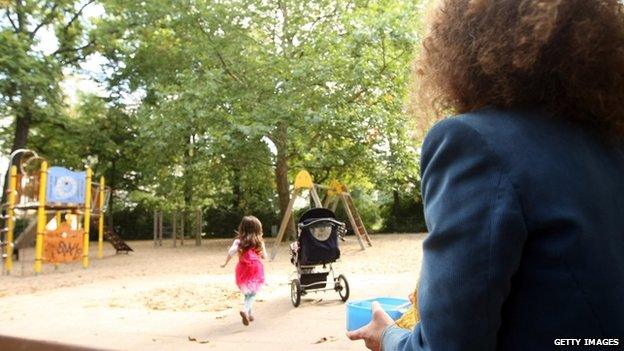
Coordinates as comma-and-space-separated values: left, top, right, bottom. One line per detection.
0, 234, 424, 350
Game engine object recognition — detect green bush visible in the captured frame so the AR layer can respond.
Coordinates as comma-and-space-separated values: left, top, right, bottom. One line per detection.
108, 189, 426, 239
381, 192, 427, 233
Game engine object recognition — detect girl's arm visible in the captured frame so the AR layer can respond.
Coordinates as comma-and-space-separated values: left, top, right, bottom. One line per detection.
221, 239, 239, 267
220, 254, 232, 268
260, 241, 267, 259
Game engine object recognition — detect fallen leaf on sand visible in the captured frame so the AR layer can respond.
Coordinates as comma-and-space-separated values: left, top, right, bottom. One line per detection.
313, 336, 338, 344
188, 336, 210, 344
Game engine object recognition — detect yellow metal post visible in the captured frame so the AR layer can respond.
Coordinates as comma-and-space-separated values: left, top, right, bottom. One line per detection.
83, 168, 93, 268
34, 161, 48, 274
98, 176, 105, 259
54, 211, 61, 270
5, 165, 17, 274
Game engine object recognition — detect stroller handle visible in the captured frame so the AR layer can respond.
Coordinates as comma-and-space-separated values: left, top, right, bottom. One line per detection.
298, 218, 345, 229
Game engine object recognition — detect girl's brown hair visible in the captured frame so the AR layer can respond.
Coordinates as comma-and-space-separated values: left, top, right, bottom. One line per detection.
413, 0, 624, 138
236, 216, 263, 253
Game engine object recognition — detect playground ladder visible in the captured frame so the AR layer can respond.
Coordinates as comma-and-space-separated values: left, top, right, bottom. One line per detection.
342, 193, 373, 247
1, 204, 11, 273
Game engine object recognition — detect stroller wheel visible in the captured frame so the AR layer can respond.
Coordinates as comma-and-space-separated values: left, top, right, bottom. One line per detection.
291, 279, 302, 307
336, 274, 350, 302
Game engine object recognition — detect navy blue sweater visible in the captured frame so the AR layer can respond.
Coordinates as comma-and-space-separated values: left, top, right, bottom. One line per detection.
387, 109, 624, 350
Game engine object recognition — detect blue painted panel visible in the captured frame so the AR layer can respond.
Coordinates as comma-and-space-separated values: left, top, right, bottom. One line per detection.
46, 167, 86, 204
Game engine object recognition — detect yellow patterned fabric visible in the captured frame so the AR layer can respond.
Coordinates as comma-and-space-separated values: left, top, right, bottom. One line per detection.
395, 289, 420, 330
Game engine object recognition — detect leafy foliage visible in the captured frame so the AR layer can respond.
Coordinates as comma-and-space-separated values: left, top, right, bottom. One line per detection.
1, 0, 428, 237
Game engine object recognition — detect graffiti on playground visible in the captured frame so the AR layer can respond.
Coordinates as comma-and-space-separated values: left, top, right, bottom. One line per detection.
44, 223, 84, 263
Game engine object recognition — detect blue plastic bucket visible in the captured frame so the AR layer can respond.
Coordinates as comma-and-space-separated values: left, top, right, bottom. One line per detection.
346, 297, 411, 331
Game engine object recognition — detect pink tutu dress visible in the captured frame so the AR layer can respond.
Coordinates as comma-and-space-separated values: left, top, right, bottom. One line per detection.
230, 240, 265, 294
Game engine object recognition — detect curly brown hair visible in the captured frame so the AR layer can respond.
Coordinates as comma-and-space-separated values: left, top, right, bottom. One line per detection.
413, 0, 624, 138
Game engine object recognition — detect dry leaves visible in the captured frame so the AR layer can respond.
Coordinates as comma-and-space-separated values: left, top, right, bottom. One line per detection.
188, 336, 210, 344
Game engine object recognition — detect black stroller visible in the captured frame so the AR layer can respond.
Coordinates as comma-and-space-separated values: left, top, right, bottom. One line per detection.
289, 208, 350, 307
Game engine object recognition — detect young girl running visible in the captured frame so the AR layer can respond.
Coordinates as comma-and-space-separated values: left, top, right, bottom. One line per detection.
221, 215, 266, 326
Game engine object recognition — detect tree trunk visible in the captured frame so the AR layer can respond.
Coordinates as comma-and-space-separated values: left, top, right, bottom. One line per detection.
1, 111, 31, 206
232, 166, 242, 209
392, 189, 401, 215
273, 123, 295, 239
11, 114, 30, 160
107, 159, 116, 230
182, 133, 195, 235
389, 189, 401, 230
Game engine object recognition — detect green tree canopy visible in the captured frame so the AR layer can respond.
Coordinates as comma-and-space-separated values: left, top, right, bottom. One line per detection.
1, 0, 428, 237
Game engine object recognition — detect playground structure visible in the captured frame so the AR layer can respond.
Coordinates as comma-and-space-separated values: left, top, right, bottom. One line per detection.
270, 170, 372, 260
0, 149, 128, 275
153, 208, 203, 247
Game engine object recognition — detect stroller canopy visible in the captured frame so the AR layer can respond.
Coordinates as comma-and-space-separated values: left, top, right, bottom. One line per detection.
297, 208, 343, 265
299, 208, 337, 222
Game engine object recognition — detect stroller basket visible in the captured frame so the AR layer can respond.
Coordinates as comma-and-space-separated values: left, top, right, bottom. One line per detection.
300, 272, 329, 289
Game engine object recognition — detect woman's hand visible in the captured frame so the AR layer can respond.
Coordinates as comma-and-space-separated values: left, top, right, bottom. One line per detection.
220, 263, 226, 268
347, 301, 395, 350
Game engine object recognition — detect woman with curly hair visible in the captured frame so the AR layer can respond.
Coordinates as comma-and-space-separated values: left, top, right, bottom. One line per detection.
348, 0, 624, 350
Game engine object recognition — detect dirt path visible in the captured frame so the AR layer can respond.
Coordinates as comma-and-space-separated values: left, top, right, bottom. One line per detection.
0, 234, 424, 350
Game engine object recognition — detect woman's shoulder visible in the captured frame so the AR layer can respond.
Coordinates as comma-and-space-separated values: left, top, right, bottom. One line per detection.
426, 108, 545, 144
421, 108, 551, 184
424, 108, 562, 164
422, 107, 607, 191
422, 110, 505, 159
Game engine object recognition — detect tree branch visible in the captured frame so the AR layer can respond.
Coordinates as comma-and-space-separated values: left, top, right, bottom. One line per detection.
52, 38, 96, 59
195, 20, 245, 86
5, 9, 18, 32
16, 0, 26, 32
214, 50, 244, 85
41, 118, 71, 133
61, 0, 96, 33
309, 5, 339, 30
276, 0, 293, 58
389, 49, 408, 65
301, 1, 341, 43
347, 88, 367, 103
29, 2, 59, 38
60, 55, 87, 66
